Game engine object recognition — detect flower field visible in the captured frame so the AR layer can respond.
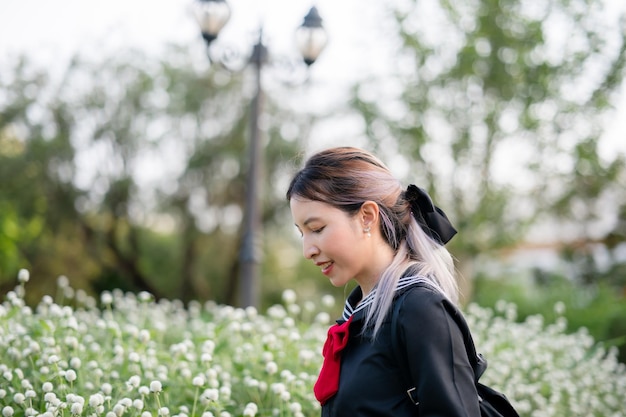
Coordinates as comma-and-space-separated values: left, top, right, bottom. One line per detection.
1, 270, 625, 417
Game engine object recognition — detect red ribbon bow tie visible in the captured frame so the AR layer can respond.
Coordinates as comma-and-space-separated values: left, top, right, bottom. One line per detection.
314, 316, 353, 405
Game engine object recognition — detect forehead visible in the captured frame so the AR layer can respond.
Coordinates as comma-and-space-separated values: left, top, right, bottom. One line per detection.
290, 198, 347, 225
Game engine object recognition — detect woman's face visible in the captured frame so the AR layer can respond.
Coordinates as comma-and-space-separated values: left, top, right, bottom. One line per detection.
290, 197, 372, 288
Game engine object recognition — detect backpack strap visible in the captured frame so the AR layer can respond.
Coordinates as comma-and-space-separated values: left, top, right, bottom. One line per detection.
390, 285, 486, 403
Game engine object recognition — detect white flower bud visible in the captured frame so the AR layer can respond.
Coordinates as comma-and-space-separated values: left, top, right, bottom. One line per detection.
101, 292, 113, 306
70, 403, 83, 415
150, 380, 162, 393
192, 375, 205, 387
282, 289, 297, 304
65, 369, 77, 382
17, 269, 30, 283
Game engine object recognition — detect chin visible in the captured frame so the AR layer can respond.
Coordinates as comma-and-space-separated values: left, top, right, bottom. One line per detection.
328, 276, 350, 288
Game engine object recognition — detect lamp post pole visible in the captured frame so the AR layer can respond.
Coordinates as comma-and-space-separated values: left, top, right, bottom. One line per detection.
239, 34, 266, 308
194, 0, 327, 308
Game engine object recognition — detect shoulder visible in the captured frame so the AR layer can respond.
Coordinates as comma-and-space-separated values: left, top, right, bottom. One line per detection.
396, 283, 449, 313
393, 283, 464, 330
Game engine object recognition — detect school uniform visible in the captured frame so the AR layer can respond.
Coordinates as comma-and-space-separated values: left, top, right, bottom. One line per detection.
319, 277, 481, 417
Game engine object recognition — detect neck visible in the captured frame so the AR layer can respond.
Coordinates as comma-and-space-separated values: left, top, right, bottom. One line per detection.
357, 240, 395, 298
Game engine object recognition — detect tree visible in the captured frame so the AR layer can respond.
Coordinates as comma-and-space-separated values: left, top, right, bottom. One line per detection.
0, 48, 314, 305
348, 0, 626, 289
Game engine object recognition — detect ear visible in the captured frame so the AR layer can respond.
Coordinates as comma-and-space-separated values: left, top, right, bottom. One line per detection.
359, 201, 380, 228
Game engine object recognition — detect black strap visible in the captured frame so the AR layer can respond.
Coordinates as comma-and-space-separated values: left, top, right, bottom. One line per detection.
390, 286, 519, 417
389, 287, 485, 400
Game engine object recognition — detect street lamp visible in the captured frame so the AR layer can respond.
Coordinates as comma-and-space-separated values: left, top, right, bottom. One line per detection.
193, 0, 328, 308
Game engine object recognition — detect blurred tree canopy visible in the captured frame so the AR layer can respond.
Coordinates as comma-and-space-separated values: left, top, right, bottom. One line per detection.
1, 0, 625, 308
0, 48, 314, 306
347, 0, 626, 291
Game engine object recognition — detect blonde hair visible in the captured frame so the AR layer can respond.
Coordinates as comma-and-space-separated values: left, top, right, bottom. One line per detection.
287, 147, 458, 336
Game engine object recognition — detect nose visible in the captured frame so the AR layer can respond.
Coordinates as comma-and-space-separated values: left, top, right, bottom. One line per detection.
303, 237, 320, 260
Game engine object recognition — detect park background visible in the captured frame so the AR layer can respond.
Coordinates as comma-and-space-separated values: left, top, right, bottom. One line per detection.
1, 0, 626, 415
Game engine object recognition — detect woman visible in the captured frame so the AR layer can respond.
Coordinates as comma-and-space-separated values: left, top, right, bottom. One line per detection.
287, 147, 481, 416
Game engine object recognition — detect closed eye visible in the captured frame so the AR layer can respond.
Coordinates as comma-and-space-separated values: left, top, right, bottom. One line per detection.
312, 226, 325, 234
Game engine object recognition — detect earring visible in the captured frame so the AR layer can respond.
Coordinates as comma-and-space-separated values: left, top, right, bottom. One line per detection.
364, 226, 371, 237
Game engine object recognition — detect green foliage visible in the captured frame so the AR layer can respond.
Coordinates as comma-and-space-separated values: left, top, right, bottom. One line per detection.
473, 270, 626, 362
0, 48, 314, 305
352, 0, 626, 260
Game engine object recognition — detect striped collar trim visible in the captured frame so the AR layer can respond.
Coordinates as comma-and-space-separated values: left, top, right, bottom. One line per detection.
340, 275, 434, 321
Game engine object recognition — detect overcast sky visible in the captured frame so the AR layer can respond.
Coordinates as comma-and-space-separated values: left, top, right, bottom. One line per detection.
0, 0, 623, 154
0, 0, 393, 93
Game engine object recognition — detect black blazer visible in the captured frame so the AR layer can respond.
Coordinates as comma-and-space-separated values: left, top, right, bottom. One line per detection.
321, 284, 481, 417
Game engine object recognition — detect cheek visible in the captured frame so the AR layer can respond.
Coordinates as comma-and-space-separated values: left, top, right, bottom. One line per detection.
323, 227, 360, 258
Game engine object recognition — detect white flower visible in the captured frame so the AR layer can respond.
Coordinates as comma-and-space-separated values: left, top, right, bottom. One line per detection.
70, 403, 83, 415
42, 382, 54, 392
102, 383, 113, 395
245, 306, 257, 319
13, 393, 25, 405
89, 394, 104, 407
101, 292, 113, 306
18, 269, 30, 283
70, 357, 82, 369
65, 369, 77, 382
192, 375, 205, 387
243, 402, 258, 417
265, 361, 278, 375
289, 402, 302, 413
554, 301, 566, 315
138, 329, 151, 343
282, 289, 297, 305
315, 312, 330, 325
138, 386, 150, 396
2, 407, 14, 417
119, 398, 131, 408
150, 380, 163, 393
288, 304, 301, 315
127, 375, 141, 388
322, 294, 335, 308
158, 407, 170, 416
57, 275, 69, 288
219, 386, 231, 400
133, 399, 144, 410
113, 404, 125, 417
138, 291, 152, 302
202, 389, 219, 402
141, 412, 152, 417
271, 383, 286, 394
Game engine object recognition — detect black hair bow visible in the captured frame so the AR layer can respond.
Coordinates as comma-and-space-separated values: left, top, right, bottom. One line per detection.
405, 185, 457, 245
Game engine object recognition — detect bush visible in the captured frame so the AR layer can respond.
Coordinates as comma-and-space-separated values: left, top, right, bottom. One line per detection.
473, 272, 626, 363
1, 271, 625, 417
